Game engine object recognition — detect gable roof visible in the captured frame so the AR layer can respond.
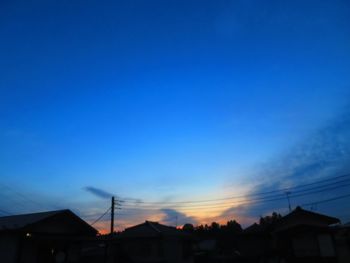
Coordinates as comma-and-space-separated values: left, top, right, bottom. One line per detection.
274, 206, 340, 232
0, 209, 97, 235
121, 221, 188, 238
243, 223, 265, 234
343, 221, 350, 227
0, 210, 65, 230
281, 206, 339, 224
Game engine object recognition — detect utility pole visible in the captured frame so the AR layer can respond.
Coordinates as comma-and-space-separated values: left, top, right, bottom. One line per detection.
285, 191, 292, 212
110, 196, 115, 235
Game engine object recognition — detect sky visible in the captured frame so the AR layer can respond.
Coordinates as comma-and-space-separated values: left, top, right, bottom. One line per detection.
1, 0, 350, 233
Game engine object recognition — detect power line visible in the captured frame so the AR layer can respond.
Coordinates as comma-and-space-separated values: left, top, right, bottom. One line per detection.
121, 173, 350, 205
122, 181, 350, 209
119, 187, 350, 214
84, 173, 350, 227
301, 193, 350, 207
90, 207, 111, 226
119, 191, 350, 220
0, 208, 12, 216
96, 174, 350, 228
121, 180, 350, 210
99, 193, 350, 232
0, 183, 50, 210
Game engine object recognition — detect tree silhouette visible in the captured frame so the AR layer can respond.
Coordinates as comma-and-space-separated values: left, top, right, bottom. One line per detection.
183, 219, 242, 246
259, 212, 281, 226
223, 220, 242, 234
182, 223, 194, 233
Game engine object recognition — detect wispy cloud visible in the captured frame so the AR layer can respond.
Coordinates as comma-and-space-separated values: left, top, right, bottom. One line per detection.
160, 208, 197, 226
216, 106, 350, 225
84, 186, 113, 200
257, 107, 350, 187
245, 107, 350, 219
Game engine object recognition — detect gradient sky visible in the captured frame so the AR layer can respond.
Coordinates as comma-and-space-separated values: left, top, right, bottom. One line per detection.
1, 0, 350, 232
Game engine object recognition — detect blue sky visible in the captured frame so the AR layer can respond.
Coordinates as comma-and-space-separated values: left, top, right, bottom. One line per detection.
1, 0, 350, 231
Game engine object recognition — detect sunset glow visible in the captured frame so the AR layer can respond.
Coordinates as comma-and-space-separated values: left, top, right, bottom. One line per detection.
1, 0, 350, 234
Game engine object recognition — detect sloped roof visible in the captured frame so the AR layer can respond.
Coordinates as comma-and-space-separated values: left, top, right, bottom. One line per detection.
344, 222, 350, 226
121, 221, 188, 238
274, 206, 340, 232
281, 206, 339, 224
0, 209, 97, 235
0, 210, 65, 230
243, 223, 264, 234
197, 239, 217, 251
243, 207, 340, 234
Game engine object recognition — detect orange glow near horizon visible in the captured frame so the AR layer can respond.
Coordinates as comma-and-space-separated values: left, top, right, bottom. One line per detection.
89, 185, 259, 234
92, 213, 256, 234
90, 200, 258, 234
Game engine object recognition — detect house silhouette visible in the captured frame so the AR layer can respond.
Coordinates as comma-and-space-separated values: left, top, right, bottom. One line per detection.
0, 210, 97, 263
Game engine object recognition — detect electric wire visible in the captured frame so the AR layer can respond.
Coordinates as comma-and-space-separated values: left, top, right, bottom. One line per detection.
0, 208, 12, 216
121, 179, 350, 210
120, 173, 350, 205
301, 193, 350, 207
90, 207, 111, 226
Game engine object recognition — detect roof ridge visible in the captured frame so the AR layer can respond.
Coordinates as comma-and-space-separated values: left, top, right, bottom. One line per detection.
146, 221, 161, 233
0, 209, 97, 235
289, 207, 339, 220
0, 209, 69, 219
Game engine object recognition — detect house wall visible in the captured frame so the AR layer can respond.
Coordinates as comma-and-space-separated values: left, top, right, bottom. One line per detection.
0, 234, 19, 263
336, 243, 350, 263
20, 239, 37, 263
279, 217, 331, 231
30, 216, 86, 235
163, 238, 193, 263
164, 238, 180, 263
123, 238, 164, 262
318, 234, 336, 257
238, 235, 270, 259
0, 233, 76, 263
121, 237, 193, 263
291, 232, 336, 259
334, 228, 350, 263
292, 235, 319, 257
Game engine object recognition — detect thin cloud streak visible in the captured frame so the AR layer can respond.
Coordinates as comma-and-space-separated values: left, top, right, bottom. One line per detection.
84, 186, 113, 200
220, 106, 350, 223
160, 208, 198, 226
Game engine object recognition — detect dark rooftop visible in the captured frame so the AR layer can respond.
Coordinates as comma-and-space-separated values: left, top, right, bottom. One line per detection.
280, 206, 340, 225
0, 210, 67, 230
274, 206, 340, 232
121, 220, 189, 238
0, 209, 97, 235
